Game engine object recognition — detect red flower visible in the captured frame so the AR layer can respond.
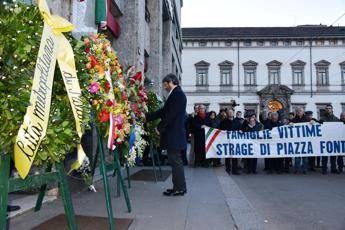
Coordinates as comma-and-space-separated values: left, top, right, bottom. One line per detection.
98, 109, 110, 123
90, 55, 98, 67
132, 71, 142, 81
106, 99, 114, 107
84, 47, 90, 53
105, 81, 110, 93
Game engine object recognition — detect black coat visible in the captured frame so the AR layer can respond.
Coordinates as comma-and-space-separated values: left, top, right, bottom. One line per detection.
219, 118, 234, 131
205, 117, 220, 129
146, 86, 187, 151
232, 117, 245, 131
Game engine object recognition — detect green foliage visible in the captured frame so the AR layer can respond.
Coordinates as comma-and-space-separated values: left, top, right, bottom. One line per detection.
0, 2, 91, 166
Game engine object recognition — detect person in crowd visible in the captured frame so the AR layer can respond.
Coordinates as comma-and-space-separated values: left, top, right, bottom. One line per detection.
320, 105, 341, 174
279, 114, 292, 173
146, 74, 187, 196
190, 104, 209, 167
233, 111, 245, 130
187, 105, 199, 166
233, 110, 246, 169
218, 109, 227, 122
264, 112, 282, 173
290, 107, 308, 174
205, 111, 221, 167
288, 112, 295, 121
305, 111, 319, 171
220, 108, 240, 175
260, 110, 270, 171
242, 113, 263, 174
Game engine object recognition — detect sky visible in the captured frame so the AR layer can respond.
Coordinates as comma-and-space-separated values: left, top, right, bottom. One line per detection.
181, 0, 345, 28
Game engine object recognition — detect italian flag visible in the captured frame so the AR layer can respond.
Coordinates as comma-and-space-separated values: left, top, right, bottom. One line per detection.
205, 127, 222, 154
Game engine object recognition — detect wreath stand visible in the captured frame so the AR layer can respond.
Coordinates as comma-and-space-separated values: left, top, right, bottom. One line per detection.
89, 125, 132, 230
148, 141, 163, 182
0, 154, 77, 230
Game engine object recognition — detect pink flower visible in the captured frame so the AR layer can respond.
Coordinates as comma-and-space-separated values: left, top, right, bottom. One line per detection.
89, 82, 100, 94
114, 115, 124, 129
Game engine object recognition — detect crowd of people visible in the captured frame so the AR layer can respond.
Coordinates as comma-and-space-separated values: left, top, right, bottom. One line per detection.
187, 104, 345, 175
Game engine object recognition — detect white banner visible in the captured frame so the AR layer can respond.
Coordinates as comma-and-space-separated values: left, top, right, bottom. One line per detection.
205, 122, 345, 158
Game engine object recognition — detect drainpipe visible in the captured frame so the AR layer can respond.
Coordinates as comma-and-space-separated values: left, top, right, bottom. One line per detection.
309, 39, 313, 97
95, 0, 106, 27
237, 40, 240, 98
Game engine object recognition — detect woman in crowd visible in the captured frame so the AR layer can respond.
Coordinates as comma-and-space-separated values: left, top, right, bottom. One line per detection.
190, 104, 209, 167
206, 111, 221, 167
242, 113, 263, 174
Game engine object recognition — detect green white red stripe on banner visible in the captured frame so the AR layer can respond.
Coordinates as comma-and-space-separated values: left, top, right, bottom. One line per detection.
205, 127, 221, 153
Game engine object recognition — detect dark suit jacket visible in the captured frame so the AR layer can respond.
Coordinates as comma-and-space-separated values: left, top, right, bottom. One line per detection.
146, 86, 187, 151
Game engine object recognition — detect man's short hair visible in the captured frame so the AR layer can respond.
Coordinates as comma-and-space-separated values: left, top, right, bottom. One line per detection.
162, 73, 179, 85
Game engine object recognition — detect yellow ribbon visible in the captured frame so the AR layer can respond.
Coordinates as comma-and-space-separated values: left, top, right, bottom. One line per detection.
14, 0, 86, 178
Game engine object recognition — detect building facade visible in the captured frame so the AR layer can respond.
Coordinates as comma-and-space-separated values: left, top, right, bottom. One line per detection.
71, 0, 183, 94
182, 26, 345, 118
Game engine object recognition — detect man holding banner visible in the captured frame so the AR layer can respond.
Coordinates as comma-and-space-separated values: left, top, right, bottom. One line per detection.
320, 105, 341, 174
289, 107, 308, 174
219, 109, 240, 175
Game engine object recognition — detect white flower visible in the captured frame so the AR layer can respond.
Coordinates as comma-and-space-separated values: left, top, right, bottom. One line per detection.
13, 66, 18, 70
126, 123, 148, 166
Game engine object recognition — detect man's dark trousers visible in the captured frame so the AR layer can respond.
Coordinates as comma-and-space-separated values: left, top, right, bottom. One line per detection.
167, 150, 186, 191
322, 156, 337, 173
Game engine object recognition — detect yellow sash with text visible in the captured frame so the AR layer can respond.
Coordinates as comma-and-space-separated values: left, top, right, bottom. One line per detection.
14, 0, 86, 178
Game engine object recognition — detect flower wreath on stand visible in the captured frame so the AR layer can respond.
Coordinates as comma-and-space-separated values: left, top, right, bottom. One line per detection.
122, 68, 149, 166
80, 34, 132, 170
0, 2, 91, 179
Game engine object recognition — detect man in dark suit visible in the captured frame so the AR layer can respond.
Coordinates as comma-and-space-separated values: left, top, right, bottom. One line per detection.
146, 74, 187, 196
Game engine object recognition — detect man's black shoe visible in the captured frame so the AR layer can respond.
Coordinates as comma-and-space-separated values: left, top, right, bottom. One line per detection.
232, 171, 241, 175
163, 189, 186, 196
7, 205, 20, 212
